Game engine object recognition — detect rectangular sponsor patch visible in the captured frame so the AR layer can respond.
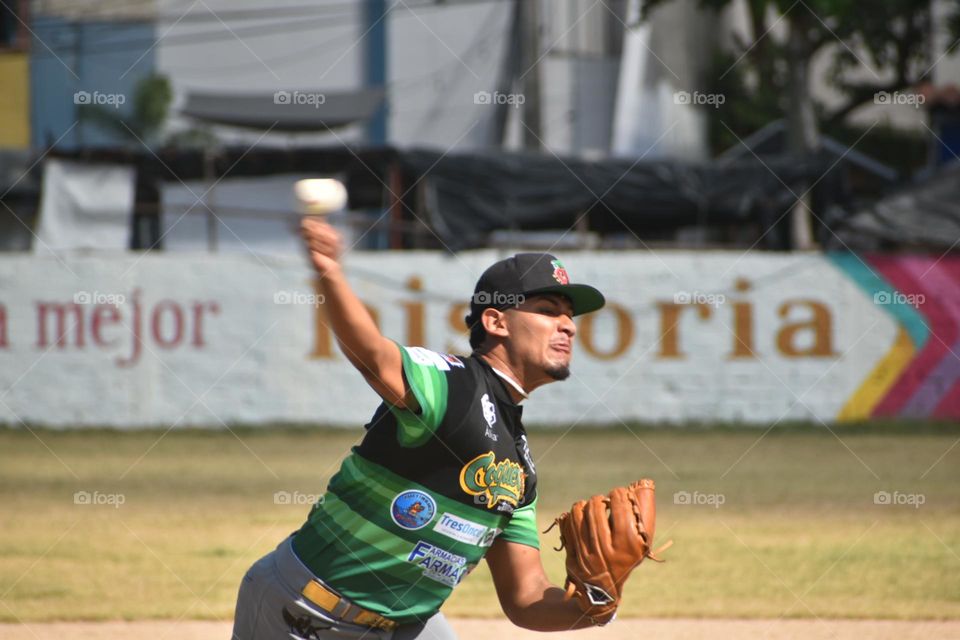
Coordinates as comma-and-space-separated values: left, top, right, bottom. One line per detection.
433, 512, 489, 546
405, 347, 451, 371
407, 541, 469, 587
478, 527, 500, 547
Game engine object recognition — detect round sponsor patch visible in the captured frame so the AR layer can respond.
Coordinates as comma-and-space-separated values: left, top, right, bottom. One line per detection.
390, 490, 437, 530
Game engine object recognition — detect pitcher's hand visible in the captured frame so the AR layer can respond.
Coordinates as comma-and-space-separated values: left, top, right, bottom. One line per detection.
301, 217, 342, 277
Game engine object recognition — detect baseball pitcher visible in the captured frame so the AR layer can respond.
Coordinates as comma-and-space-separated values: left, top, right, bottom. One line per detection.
231, 217, 664, 639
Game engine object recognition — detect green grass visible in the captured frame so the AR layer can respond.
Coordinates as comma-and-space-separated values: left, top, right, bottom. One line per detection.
1, 425, 958, 622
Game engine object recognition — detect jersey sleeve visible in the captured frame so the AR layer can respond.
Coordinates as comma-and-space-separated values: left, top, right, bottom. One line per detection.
389, 344, 462, 447
496, 497, 539, 549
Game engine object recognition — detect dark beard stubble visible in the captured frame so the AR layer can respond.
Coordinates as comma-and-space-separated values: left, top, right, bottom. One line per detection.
545, 363, 570, 381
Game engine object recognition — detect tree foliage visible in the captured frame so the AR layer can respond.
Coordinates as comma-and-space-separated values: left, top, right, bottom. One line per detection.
642, 0, 959, 157
78, 74, 173, 146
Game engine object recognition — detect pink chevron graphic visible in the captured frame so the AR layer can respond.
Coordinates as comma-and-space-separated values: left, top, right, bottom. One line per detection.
899, 258, 960, 417
867, 255, 958, 418
934, 258, 960, 418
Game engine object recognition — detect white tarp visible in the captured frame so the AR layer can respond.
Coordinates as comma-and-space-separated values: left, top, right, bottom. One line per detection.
0, 251, 896, 428
160, 173, 353, 254
34, 158, 135, 252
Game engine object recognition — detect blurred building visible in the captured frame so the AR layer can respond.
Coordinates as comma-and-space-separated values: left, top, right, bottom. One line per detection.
0, 0, 30, 150
10, 0, 960, 155
25, 0, 158, 148
2, 0, 959, 253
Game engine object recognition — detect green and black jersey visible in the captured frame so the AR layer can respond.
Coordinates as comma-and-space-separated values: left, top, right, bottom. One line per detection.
292, 345, 539, 624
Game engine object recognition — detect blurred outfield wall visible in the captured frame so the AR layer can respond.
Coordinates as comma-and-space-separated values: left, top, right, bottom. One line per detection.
0, 251, 956, 428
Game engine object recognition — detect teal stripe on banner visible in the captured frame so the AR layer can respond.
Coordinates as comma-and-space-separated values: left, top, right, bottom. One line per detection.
828, 252, 928, 347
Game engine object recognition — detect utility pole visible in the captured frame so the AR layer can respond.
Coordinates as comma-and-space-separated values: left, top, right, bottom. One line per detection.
519, 0, 542, 150
74, 20, 84, 147
364, 0, 388, 145
491, 0, 522, 147
785, 13, 818, 250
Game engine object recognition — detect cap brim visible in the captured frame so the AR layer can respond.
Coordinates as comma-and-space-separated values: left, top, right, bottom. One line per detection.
522, 284, 606, 316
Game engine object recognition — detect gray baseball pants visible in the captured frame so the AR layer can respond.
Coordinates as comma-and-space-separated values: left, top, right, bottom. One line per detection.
231, 536, 458, 640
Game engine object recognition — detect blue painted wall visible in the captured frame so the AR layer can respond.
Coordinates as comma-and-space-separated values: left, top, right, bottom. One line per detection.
30, 16, 156, 149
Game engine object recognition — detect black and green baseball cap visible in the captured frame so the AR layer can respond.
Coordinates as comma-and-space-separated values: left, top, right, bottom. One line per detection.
468, 253, 605, 322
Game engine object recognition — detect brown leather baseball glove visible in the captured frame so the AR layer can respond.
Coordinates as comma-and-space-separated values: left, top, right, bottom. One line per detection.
546, 479, 670, 625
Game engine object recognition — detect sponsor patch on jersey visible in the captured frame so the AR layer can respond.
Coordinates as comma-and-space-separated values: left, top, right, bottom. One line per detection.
390, 490, 436, 530
433, 512, 492, 546
459, 451, 525, 511
407, 541, 470, 587
406, 347, 453, 371
481, 393, 498, 441
479, 527, 501, 547
441, 353, 465, 368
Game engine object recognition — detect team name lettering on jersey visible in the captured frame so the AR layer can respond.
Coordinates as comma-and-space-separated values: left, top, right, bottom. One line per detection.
407, 541, 470, 587
458, 451, 525, 510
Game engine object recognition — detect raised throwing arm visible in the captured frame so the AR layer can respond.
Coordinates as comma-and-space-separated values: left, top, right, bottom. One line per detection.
300, 217, 414, 409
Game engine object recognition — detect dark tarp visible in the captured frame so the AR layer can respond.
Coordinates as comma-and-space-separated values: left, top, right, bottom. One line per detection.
0, 150, 41, 251
832, 163, 960, 251
45, 145, 849, 251
0, 150, 38, 197
181, 89, 384, 132
398, 149, 832, 250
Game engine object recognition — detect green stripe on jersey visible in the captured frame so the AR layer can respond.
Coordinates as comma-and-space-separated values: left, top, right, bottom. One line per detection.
317, 492, 420, 560
296, 505, 444, 617
339, 452, 505, 529
294, 452, 517, 622
301, 503, 417, 585
496, 497, 540, 549
391, 345, 449, 447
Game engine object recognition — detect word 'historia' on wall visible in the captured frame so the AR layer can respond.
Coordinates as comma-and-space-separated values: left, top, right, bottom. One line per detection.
0, 251, 956, 427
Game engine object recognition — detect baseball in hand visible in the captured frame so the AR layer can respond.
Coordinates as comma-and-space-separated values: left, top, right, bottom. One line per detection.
294, 178, 348, 215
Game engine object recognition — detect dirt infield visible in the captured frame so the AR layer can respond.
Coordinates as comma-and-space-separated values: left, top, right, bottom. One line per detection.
1, 618, 958, 639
